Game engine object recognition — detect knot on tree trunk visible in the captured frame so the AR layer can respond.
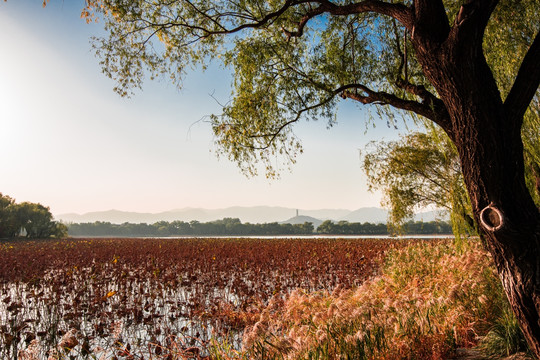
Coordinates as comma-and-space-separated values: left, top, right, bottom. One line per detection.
480, 204, 504, 232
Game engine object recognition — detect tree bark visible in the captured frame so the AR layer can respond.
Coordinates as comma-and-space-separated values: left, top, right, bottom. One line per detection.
452, 96, 540, 357
443, 69, 540, 358
409, 4, 540, 356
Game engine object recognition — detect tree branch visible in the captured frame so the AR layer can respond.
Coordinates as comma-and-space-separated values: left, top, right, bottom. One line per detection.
412, 0, 450, 43
234, 75, 449, 151
505, 30, 540, 126
244, 116, 300, 150
390, 19, 444, 114
391, 19, 408, 84
216, 0, 305, 33
154, 0, 315, 37
282, 6, 325, 38
236, 90, 339, 150
283, 0, 414, 38
448, 0, 500, 49
338, 84, 450, 129
331, 0, 414, 30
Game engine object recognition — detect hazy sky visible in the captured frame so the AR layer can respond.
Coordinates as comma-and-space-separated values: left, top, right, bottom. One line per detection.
0, 1, 409, 215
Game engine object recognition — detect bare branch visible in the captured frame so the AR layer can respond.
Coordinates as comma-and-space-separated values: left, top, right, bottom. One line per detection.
284, 0, 414, 38
330, 0, 413, 30
282, 6, 325, 38
505, 30, 540, 126
197, 0, 313, 36
246, 92, 338, 150
392, 20, 411, 90
338, 84, 450, 129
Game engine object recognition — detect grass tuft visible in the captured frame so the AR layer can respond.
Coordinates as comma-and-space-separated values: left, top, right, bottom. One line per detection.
479, 305, 529, 358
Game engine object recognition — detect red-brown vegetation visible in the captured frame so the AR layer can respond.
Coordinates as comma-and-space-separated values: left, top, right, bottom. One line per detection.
0, 237, 403, 359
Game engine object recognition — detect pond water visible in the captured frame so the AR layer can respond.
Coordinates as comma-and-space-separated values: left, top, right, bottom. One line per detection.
0, 236, 432, 359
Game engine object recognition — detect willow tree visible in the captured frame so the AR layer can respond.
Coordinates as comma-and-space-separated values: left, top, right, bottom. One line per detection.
363, 112, 538, 239
363, 124, 476, 237
85, 0, 540, 354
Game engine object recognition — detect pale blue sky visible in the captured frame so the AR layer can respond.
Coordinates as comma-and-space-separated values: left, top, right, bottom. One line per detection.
0, 1, 408, 215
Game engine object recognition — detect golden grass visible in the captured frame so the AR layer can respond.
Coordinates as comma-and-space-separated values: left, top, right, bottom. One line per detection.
223, 239, 511, 360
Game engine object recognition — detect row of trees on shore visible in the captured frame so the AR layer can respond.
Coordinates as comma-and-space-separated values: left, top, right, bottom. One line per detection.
0, 193, 67, 239
0, 191, 452, 239
66, 218, 452, 237
317, 220, 452, 236
67, 218, 314, 237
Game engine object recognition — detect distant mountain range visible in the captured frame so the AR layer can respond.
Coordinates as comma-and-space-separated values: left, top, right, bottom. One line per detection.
56, 206, 447, 225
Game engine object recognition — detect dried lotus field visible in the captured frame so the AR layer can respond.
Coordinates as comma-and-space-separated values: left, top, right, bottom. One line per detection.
0, 237, 405, 359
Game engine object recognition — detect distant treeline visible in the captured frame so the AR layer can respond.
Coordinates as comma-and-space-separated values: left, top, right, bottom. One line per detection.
67, 218, 314, 236
66, 218, 452, 237
1, 193, 67, 239
317, 220, 452, 235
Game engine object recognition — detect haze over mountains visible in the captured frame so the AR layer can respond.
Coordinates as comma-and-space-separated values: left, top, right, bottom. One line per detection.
56, 206, 445, 225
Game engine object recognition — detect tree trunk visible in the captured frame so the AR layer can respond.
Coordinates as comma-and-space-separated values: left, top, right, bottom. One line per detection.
458, 115, 540, 357
412, 31, 540, 356
456, 106, 540, 357
461, 124, 540, 357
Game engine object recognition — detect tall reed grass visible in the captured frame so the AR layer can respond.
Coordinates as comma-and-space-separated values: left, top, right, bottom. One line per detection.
218, 239, 528, 360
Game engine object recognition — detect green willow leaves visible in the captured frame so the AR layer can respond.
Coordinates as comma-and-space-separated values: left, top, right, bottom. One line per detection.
86, 0, 437, 176
86, 0, 538, 207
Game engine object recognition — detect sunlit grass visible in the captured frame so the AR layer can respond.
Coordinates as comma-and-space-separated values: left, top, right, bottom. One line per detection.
227, 239, 528, 360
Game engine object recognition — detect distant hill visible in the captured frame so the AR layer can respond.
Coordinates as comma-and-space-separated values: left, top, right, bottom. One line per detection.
57, 209, 160, 224
338, 208, 446, 224
57, 206, 298, 224
56, 206, 348, 224
338, 207, 388, 223
412, 210, 447, 222
56, 206, 448, 225
300, 209, 351, 220
281, 215, 324, 229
